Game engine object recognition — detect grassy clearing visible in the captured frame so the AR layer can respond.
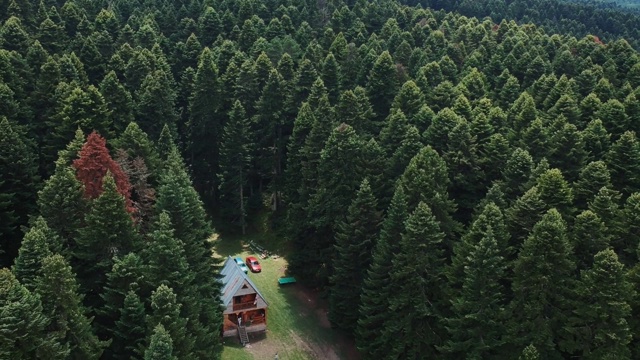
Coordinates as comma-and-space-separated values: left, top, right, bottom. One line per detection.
215, 230, 353, 360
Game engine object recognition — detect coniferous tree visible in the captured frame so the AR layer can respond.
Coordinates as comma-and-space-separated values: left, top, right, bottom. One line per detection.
582, 119, 611, 162
100, 70, 134, 134
444, 119, 485, 218
37, 159, 86, 248
146, 285, 192, 360
619, 193, 640, 267
520, 344, 540, 360
112, 121, 160, 171
12, 217, 57, 291
187, 47, 221, 198
73, 173, 138, 310
35, 254, 108, 359
98, 253, 145, 350
570, 249, 633, 359
501, 147, 534, 200
367, 50, 397, 122
136, 69, 179, 142
384, 202, 448, 359
336, 87, 375, 136
329, 179, 380, 333
388, 125, 423, 181
378, 109, 409, 157
536, 168, 574, 219
605, 131, 640, 197
573, 161, 613, 210
571, 210, 610, 271
46, 85, 112, 165
142, 212, 194, 306
398, 145, 459, 246
449, 202, 510, 291
113, 290, 146, 360
0, 268, 66, 359
357, 185, 408, 358
303, 123, 365, 286
145, 324, 176, 360
253, 68, 286, 206
218, 101, 251, 232
0, 117, 39, 266
154, 148, 223, 358
589, 186, 623, 239
73, 131, 133, 212
510, 209, 575, 359
441, 226, 508, 358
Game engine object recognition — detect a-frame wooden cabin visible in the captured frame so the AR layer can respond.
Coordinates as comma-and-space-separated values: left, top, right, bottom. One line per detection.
220, 256, 268, 337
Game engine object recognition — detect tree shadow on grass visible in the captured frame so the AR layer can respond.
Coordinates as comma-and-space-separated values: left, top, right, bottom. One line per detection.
274, 284, 359, 359
214, 233, 247, 258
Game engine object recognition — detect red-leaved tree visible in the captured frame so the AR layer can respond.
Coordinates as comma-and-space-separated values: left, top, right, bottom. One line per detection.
73, 131, 134, 213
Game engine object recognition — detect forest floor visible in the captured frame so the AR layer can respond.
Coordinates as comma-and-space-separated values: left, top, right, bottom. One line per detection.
214, 231, 360, 360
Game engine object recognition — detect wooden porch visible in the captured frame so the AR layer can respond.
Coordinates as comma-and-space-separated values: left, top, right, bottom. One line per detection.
222, 309, 267, 337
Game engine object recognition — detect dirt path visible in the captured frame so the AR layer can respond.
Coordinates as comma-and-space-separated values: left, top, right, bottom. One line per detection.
286, 286, 360, 360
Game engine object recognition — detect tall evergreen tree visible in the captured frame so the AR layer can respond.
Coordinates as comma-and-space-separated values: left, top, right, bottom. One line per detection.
398, 145, 459, 246
0, 117, 39, 267
441, 226, 508, 358
141, 212, 194, 307
187, 47, 221, 199
154, 148, 223, 358
449, 202, 510, 291
573, 161, 613, 210
0, 268, 66, 359
73, 174, 138, 310
46, 85, 112, 167
98, 252, 145, 353
35, 254, 107, 359
536, 168, 574, 219
510, 209, 575, 359
570, 249, 633, 359
113, 290, 146, 360
329, 179, 381, 333
384, 202, 448, 359
136, 69, 179, 142
146, 285, 192, 360
12, 217, 57, 291
218, 101, 251, 232
357, 185, 408, 358
605, 131, 640, 196
99, 70, 135, 135
303, 123, 366, 286
570, 210, 610, 271
367, 50, 398, 122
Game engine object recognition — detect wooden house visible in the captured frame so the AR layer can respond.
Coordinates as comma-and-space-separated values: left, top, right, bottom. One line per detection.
220, 256, 268, 337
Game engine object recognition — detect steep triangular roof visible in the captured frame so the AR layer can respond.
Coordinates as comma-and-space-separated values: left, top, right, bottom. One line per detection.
220, 256, 268, 307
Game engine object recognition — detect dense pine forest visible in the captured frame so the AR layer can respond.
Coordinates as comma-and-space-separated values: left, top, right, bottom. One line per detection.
4, 0, 640, 358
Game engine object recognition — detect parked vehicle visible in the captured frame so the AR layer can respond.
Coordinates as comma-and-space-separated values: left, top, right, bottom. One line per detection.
234, 257, 249, 274
246, 256, 262, 273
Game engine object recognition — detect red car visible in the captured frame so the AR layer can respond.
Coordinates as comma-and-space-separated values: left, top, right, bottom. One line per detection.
246, 256, 262, 273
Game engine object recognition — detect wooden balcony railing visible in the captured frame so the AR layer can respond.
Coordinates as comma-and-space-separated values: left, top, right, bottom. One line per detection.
233, 301, 257, 311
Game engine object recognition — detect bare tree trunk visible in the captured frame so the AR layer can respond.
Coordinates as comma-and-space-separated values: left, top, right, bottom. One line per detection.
240, 182, 245, 235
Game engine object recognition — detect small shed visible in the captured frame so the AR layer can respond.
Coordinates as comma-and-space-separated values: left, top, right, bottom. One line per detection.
220, 256, 268, 337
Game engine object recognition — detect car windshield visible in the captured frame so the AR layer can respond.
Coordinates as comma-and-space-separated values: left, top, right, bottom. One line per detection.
252, 260, 259, 265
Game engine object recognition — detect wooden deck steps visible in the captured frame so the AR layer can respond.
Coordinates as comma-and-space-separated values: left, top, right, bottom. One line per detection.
238, 325, 249, 346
